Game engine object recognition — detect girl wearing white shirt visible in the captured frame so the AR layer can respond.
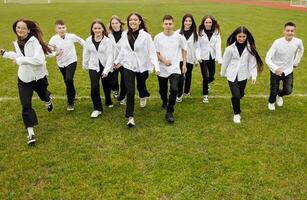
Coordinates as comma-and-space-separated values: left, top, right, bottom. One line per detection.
221, 26, 263, 123
266, 22, 304, 111
0, 19, 53, 145
114, 12, 159, 127
49, 20, 85, 111
83, 19, 113, 118
108, 16, 126, 105
176, 14, 198, 103
196, 15, 222, 103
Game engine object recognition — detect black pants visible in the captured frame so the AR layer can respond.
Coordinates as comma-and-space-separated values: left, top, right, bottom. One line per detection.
200, 57, 215, 95
228, 78, 247, 115
268, 72, 293, 103
18, 77, 51, 128
178, 62, 193, 97
89, 67, 112, 111
110, 67, 126, 101
59, 62, 77, 105
123, 68, 150, 118
158, 74, 180, 113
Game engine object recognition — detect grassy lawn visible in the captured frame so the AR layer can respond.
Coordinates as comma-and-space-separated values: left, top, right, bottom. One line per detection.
0, 1, 306, 199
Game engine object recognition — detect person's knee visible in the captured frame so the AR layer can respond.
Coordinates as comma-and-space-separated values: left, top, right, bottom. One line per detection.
284, 87, 292, 95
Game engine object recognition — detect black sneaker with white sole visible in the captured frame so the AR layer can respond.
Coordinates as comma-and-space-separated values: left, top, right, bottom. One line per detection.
27, 135, 36, 145
46, 100, 53, 112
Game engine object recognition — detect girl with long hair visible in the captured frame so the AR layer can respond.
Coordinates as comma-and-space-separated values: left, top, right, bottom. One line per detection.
221, 26, 263, 123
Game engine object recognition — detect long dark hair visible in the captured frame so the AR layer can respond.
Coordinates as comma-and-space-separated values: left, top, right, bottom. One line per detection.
13, 19, 51, 54
90, 19, 108, 38
227, 26, 263, 72
126, 12, 148, 41
198, 15, 220, 36
108, 15, 125, 33
179, 13, 198, 42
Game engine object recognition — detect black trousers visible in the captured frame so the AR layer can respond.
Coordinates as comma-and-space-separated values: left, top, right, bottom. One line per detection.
110, 67, 126, 101
18, 77, 51, 128
123, 68, 150, 118
158, 74, 180, 113
269, 72, 293, 103
59, 62, 77, 105
200, 57, 215, 95
178, 62, 194, 97
228, 78, 247, 115
89, 67, 112, 111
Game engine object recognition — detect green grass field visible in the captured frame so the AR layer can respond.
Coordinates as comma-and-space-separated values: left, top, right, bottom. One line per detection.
0, 0, 306, 199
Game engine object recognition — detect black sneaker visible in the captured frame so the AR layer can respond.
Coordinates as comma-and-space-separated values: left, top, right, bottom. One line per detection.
165, 112, 175, 123
27, 135, 36, 145
162, 101, 167, 110
67, 103, 74, 111
46, 100, 53, 112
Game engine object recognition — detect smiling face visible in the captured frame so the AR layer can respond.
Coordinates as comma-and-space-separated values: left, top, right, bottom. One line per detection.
129, 14, 141, 31
111, 18, 121, 32
15, 21, 30, 40
92, 23, 103, 37
204, 18, 213, 31
55, 24, 67, 37
284, 25, 295, 41
184, 17, 192, 30
236, 32, 247, 44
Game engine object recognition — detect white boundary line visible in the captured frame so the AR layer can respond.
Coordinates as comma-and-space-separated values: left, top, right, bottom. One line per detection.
1, 94, 307, 102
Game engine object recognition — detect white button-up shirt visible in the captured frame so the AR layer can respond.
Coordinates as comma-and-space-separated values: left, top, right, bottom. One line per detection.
3, 36, 48, 83
265, 37, 304, 76
221, 42, 257, 82
114, 29, 159, 73
175, 29, 197, 64
82, 35, 113, 75
49, 33, 85, 68
196, 30, 222, 64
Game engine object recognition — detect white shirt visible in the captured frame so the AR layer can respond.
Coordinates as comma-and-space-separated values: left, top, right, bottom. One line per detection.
196, 30, 222, 64
221, 42, 257, 82
154, 32, 187, 78
82, 36, 113, 74
3, 36, 48, 83
49, 33, 85, 68
175, 29, 197, 64
114, 29, 159, 73
265, 37, 304, 76
108, 31, 124, 62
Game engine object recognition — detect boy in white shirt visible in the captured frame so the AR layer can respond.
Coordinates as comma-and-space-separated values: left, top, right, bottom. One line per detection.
154, 15, 187, 123
266, 22, 304, 111
49, 20, 85, 111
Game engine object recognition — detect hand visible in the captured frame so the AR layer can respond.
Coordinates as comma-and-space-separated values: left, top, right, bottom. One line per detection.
101, 73, 108, 79
275, 68, 283, 76
198, 59, 203, 63
155, 71, 160, 76
12, 59, 17, 64
182, 64, 187, 74
164, 60, 172, 66
251, 79, 256, 85
113, 63, 121, 69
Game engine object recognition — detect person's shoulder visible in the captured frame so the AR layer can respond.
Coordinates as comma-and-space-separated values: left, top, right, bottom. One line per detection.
154, 32, 164, 40
293, 37, 303, 44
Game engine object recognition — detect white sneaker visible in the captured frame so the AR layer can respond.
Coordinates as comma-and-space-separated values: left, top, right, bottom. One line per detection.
183, 92, 190, 97
119, 98, 126, 105
276, 95, 283, 107
268, 103, 275, 111
112, 91, 119, 99
233, 114, 241, 123
90, 110, 101, 118
202, 95, 209, 103
127, 117, 135, 127
108, 104, 114, 108
140, 97, 147, 108
176, 95, 183, 103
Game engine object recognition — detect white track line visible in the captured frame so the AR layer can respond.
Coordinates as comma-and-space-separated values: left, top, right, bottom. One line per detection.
1, 94, 307, 102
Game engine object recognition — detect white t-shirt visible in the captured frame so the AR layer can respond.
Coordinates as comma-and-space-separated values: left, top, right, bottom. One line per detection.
49, 33, 85, 68
154, 32, 187, 78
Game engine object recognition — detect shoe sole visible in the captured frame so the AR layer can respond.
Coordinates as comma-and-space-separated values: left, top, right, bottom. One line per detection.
127, 123, 135, 127
27, 139, 36, 145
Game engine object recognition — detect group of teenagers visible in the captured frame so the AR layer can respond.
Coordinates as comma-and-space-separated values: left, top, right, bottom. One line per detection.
0, 12, 304, 145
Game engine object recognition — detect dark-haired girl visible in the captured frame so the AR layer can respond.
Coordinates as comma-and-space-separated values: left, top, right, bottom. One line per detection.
114, 12, 159, 127
196, 15, 222, 103
83, 19, 113, 118
221, 26, 263, 123
0, 19, 53, 145
108, 15, 126, 105
176, 14, 198, 103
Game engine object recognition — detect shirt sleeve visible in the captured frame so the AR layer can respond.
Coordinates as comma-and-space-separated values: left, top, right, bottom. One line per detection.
71, 33, 85, 47
82, 40, 90, 69
294, 40, 304, 66
248, 53, 257, 80
265, 40, 279, 72
215, 33, 223, 64
221, 47, 232, 77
